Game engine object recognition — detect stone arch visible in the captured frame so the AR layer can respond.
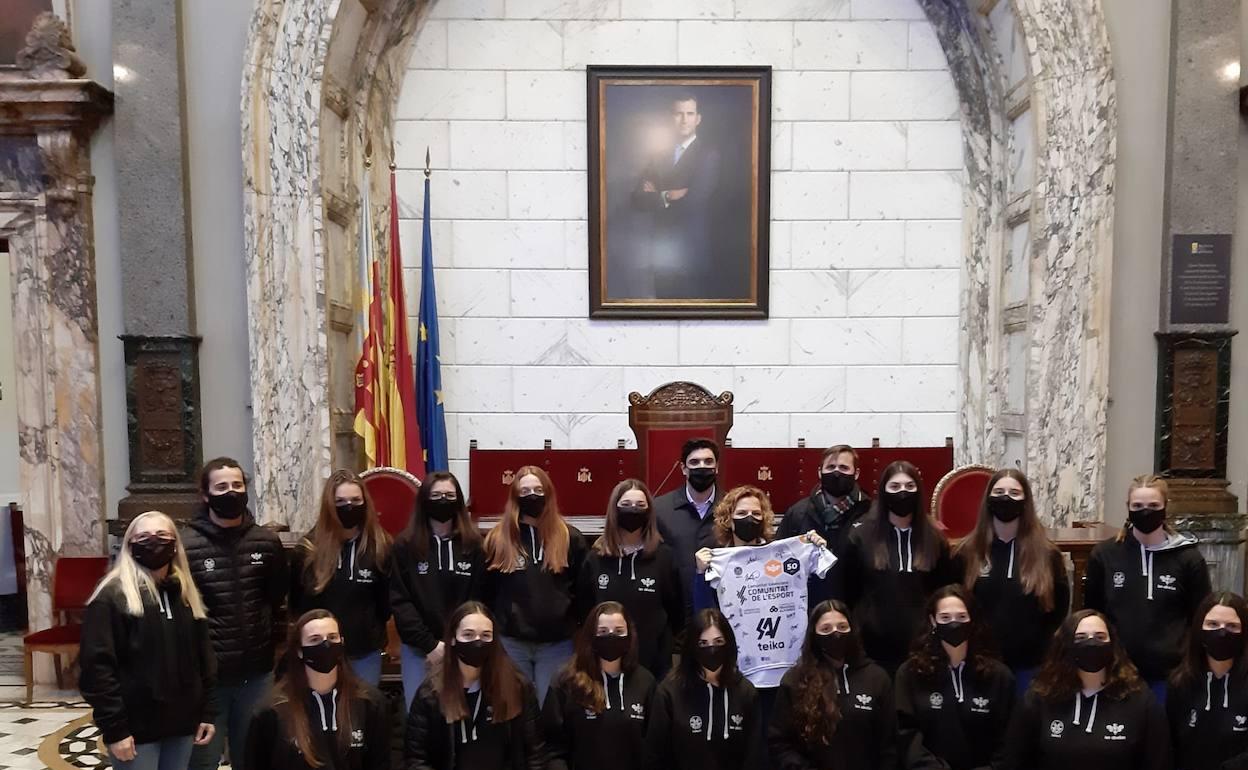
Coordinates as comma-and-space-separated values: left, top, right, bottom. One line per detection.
242, 0, 1115, 531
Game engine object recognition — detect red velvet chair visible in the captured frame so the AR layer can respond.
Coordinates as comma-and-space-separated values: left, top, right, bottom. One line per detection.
360, 466, 422, 537
930, 465, 996, 540
23, 555, 109, 702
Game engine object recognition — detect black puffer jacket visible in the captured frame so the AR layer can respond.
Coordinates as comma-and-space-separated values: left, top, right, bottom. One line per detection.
183, 512, 289, 684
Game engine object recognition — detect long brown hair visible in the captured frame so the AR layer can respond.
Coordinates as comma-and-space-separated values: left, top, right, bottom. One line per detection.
556, 601, 639, 713
954, 468, 1059, 611
1169, 591, 1248, 690
711, 485, 776, 547
484, 466, 571, 573
1031, 609, 1144, 703
272, 610, 364, 767
595, 479, 662, 557
905, 585, 1000, 683
434, 601, 525, 722
1116, 474, 1176, 542
301, 469, 392, 593
400, 471, 482, 561
865, 461, 944, 571
788, 600, 862, 747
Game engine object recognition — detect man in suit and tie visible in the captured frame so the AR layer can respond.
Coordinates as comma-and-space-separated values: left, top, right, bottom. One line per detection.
630, 93, 721, 298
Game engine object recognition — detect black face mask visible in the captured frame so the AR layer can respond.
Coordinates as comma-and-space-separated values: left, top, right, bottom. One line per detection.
616, 508, 648, 533
207, 490, 248, 520
813, 631, 850, 661
130, 539, 176, 571
1128, 507, 1166, 535
592, 634, 631, 662
686, 467, 717, 493
1069, 638, 1114, 673
987, 495, 1024, 523
694, 644, 730, 673
425, 499, 460, 523
335, 502, 366, 529
882, 490, 918, 518
733, 517, 763, 543
454, 639, 494, 669
1202, 628, 1244, 662
820, 471, 856, 499
301, 640, 344, 674
517, 495, 545, 519
934, 621, 971, 647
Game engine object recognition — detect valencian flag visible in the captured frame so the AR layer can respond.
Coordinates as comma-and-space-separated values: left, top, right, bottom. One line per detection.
416, 158, 449, 472
353, 167, 389, 466
384, 162, 425, 476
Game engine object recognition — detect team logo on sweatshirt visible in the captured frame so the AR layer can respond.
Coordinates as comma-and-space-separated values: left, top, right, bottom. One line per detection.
1112, 571, 1126, 588
689, 716, 703, 732
251, 552, 264, 563
1157, 574, 1177, 590
515, 555, 527, 569
929, 693, 944, 709
971, 697, 991, 714
854, 694, 873, 711
457, 561, 473, 573
357, 568, 373, 582
1235, 715, 1248, 732
639, 577, 656, 592
598, 574, 610, 589
631, 703, 645, 720
584, 708, 598, 720
203, 558, 216, 572
417, 561, 429, 575
1189, 709, 1198, 727
729, 713, 744, 731
1049, 720, 1064, 737
350, 729, 364, 748
1104, 723, 1125, 740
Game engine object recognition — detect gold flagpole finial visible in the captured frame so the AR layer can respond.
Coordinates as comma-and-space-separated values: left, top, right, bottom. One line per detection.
424, 146, 432, 179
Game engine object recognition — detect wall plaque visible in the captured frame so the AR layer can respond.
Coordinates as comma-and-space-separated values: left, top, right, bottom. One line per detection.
1170, 234, 1231, 325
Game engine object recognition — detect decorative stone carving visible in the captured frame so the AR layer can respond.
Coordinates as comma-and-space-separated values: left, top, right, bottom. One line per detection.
15, 12, 86, 80
628, 382, 734, 408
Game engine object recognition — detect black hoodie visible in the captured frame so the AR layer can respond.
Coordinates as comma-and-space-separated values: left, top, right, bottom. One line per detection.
485, 523, 588, 643
182, 511, 289, 683
972, 541, 1070, 670
542, 665, 657, 770
80, 578, 217, 745
1002, 686, 1171, 770
290, 535, 392, 658
244, 685, 391, 770
777, 485, 872, 605
405, 678, 547, 770
767, 657, 897, 770
1084, 530, 1212, 680
1166, 666, 1248, 770
895, 655, 1016, 770
390, 531, 486, 654
841, 517, 958, 673
575, 544, 685, 675
643, 673, 765, 770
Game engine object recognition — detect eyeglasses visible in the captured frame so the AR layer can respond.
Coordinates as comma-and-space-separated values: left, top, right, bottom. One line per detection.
617, 502, 649, 510
428, 493, 458, 501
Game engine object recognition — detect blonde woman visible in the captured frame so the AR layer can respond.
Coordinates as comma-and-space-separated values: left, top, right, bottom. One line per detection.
1085, 474, 1212, 700
289, 469, 392, 686
80, 511, 217, 769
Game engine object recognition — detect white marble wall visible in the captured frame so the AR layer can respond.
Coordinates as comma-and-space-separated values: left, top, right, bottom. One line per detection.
394, 0, 965, 494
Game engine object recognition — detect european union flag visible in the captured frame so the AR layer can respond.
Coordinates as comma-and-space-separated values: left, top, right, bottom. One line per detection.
415, 175, 449, 472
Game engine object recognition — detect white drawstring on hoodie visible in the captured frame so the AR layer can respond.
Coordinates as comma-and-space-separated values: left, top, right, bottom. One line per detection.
338, 538, 359, 582
312, 688, 339, 731
617, 552, 638, 580
527, 526, 544, 563
704, 683, 729, 741
949, 662, 966, 703
1140, 543, 1155, 601
460, 688, 482, 743
895, 527, 913, 572
838, 665, 851, 694
435, 535, 455, 571
602, 672, 625, 710
1206, 671, 1231, 711
1006, 540, 1016, 579
155, 590, 174, 620
1072, 691, 1099, 733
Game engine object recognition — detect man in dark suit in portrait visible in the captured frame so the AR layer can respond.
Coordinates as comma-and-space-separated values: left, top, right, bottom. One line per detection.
630, 93, 721, 299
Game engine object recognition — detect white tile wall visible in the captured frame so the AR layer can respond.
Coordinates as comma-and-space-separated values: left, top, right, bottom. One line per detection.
395, 0, 963, 471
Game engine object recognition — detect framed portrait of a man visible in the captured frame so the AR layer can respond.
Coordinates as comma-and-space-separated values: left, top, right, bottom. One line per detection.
587, 66, 771, 318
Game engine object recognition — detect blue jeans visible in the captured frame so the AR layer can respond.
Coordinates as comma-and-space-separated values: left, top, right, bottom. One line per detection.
350, 651, 383, 687
188, 673, 273, 770
402, 644, 429, 710
112, 736, 193, 770
500, 637, 573, 704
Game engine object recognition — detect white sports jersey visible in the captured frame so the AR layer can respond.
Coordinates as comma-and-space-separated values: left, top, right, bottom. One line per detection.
704, 536, 836, 688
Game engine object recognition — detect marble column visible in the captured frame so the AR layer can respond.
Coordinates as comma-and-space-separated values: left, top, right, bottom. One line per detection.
112, 0, 204, 527
1154, 0, 1244, 591
0, 12, 113, 662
